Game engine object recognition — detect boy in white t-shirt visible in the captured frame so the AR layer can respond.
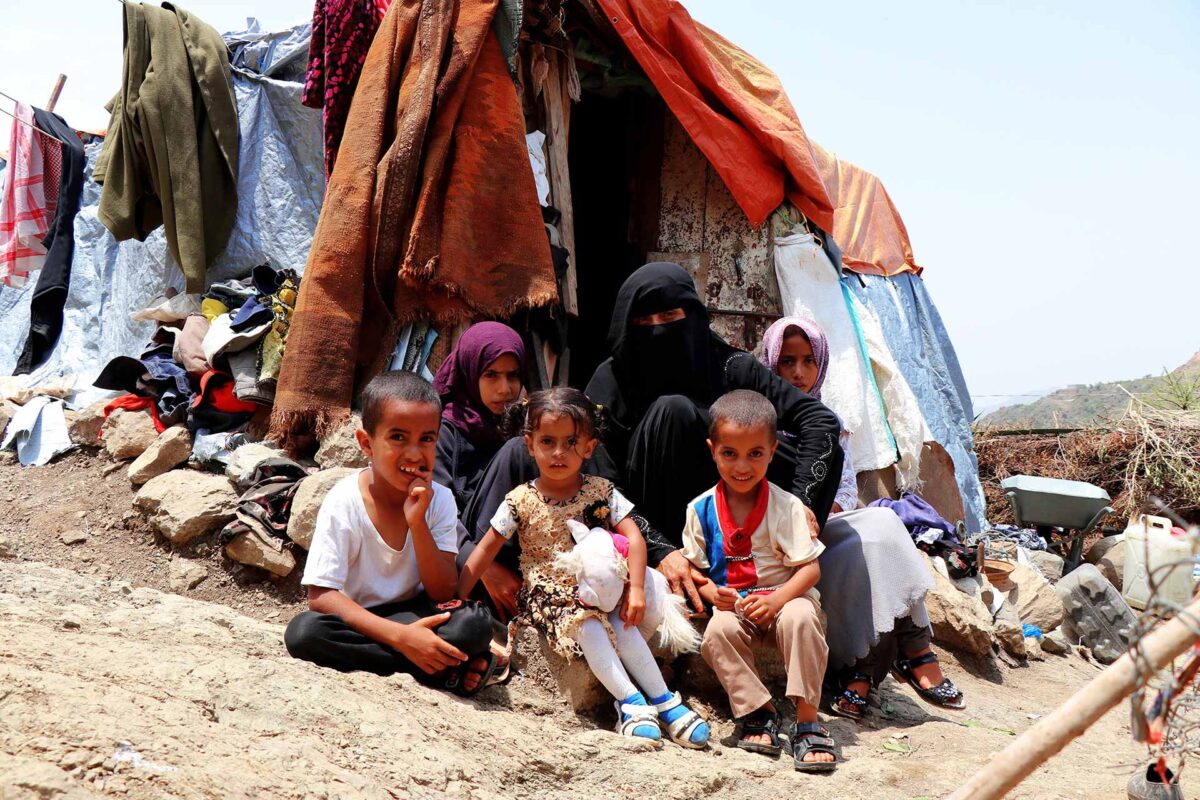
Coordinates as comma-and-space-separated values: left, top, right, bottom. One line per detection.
285, 371, 496, 695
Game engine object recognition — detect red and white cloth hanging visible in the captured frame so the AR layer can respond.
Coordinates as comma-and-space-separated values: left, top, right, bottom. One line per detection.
0, 101, 56, 287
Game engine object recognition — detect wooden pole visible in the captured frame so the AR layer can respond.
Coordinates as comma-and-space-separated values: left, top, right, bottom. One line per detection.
46, 75, 67, 113
542, 50, 578, 317
947, 596, 1200, 800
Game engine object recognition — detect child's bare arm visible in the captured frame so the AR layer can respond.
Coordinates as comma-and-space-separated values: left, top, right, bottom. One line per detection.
457, 529, 506, 599
306, 586, 466, 674
404, 477, 458, 602
614, 516, 649, 628
773, 559, 820, 605
614, 516, 647, 589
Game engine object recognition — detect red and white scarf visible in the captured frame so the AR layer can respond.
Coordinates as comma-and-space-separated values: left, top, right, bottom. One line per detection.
0, 101, 56, 287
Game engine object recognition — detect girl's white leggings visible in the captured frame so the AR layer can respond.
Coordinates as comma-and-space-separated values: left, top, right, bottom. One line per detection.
575, 610, 669, 701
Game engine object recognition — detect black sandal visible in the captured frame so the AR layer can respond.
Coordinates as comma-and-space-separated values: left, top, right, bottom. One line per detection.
892, 651, 965, 710
736, 707, 783, 757
831, 672, 872, 720
789, 722, 839, 773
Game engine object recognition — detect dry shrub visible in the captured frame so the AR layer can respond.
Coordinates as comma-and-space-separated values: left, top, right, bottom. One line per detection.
975, 401, 1200, 526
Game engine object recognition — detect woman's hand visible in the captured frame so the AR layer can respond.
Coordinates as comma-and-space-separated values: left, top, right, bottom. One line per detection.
480, 561, 522, 622
829, 503, 843, 516
656, 550, 708, 614
621, 585, 647, 629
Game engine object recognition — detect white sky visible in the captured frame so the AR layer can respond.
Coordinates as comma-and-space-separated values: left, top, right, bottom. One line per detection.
2, 0, 1198, 410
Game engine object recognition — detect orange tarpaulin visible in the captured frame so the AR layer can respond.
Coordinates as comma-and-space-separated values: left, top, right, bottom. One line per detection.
812, 144, 923, 277
596, 0, 922, 275
595, 0, 833, 231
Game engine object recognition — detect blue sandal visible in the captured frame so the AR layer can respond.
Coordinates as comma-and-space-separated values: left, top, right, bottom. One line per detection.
652, 691, 709, 749
615, 700, 663, 744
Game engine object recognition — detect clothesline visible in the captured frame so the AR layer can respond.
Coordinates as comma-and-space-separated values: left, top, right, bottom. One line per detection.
0, 90, 67, 144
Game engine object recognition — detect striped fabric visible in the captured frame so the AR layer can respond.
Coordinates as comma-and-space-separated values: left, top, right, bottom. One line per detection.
0, 101, 53, 287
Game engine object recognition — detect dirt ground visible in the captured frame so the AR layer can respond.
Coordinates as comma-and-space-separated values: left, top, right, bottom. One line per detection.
0, 450, 1171, 799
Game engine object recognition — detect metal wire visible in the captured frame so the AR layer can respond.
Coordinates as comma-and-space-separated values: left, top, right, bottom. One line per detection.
0, 90, 66, 144
1123, 498, 1200, 781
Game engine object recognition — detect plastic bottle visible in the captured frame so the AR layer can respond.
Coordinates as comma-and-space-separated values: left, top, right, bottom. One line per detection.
1122, 515, 1197, 611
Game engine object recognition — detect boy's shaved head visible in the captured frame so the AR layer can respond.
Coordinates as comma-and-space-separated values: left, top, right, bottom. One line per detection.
359, 371, 441, 434
708, 390, 777, 440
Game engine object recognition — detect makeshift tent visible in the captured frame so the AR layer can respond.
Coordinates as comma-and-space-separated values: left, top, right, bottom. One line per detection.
0, 1, 986, 531
0, 20, 324, 409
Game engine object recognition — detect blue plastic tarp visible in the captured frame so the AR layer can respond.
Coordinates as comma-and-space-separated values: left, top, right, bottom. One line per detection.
0, 20, 323, 409
846, 272, 987, 532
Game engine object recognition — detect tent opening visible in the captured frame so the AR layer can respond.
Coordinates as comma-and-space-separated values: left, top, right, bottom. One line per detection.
566, 89, 666, 385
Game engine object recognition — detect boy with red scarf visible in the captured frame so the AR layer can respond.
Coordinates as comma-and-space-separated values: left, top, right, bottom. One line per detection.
683, 390, 838, 772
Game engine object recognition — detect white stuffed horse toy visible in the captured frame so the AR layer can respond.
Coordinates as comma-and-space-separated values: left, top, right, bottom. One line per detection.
556, 520, 701, 656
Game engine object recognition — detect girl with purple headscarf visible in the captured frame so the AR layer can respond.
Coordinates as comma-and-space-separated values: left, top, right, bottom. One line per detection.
760, 317, 965, 719
433, 322, 527, 620
433, 322, 526, 514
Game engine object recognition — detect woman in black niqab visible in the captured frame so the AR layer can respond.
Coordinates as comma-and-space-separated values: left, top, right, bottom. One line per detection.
604, 262, 720, 415
461, 262, 843, 611
585, 262, 843, 537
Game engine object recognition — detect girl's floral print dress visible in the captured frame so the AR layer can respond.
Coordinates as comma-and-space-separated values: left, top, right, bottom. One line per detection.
489, 475, 635, 659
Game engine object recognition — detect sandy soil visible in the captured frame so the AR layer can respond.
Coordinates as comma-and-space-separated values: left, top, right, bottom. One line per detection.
0, 450, 1166, 799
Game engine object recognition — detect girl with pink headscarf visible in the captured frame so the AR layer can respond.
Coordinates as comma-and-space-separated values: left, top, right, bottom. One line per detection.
760, 317, 965, 720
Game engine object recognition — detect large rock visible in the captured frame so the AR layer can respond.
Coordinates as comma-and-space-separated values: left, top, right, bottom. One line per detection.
314, 414, 368, 469
1027, 550, 1065, 583
1085, 534, 1124, 565
523, 623, 609, 714
0, 401, 17, 439
226, 443, 288, 488
287, 468, 357, 550
67, 400, 107, 446
916, 441, 966, 526
1008, 563, 1065, 633
169, 556, 209, 592
1087, 536, 1127, 590
127, 426, 193, 485
134, 471, 238, 544
992, 599, 1027, 659
1041, 629, 1071, 655
102, 409, 159, 461
225, 532, 296, 577
923, 557, 995, 657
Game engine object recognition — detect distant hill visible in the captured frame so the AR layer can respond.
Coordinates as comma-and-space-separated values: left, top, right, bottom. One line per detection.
978, 350, 1200, 430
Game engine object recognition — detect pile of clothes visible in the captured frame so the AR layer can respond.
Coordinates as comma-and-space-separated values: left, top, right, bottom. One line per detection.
220, 456, 314, 570
93, 265, 300, 443
869, 492, 979, 579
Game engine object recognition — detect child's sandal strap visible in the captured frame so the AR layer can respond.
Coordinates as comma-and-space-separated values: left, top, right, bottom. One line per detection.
790, 722, 839, 773
898, 651, 940, 671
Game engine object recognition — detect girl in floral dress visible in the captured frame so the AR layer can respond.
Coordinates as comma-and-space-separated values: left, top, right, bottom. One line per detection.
457, 388, 709, 748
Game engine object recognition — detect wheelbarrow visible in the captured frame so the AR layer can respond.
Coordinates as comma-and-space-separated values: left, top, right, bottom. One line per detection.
1000, 475, 1115, 573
